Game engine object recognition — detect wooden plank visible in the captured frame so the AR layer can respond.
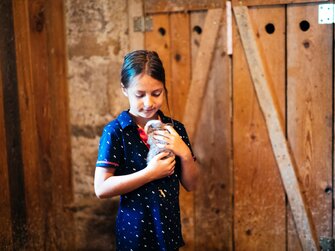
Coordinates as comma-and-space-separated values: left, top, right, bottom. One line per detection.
233, 5, 286, 251
12, 0, 48, 248
183, 8, 223, 141
170, 12, 191, 121
169, 13, 194, 251
128, 0, 144, 50
0, 1, 28, 249
45, 0, 74, 248
145, 0, 225, 13
145, 14, 171, 115
234, 6, 319, 251
0, 62, 13, 250
232, 0, 327, 7
13, 0, 74, 249
286, 3, 333, 250
192, 10, 233, 250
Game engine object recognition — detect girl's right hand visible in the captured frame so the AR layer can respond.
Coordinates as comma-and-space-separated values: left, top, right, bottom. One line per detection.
145, 152, 176, 180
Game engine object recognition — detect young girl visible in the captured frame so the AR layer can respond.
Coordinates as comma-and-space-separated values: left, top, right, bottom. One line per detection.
94, 50, 198, 251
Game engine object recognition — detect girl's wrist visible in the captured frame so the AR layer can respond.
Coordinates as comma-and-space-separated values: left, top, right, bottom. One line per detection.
179, 149, 193, 162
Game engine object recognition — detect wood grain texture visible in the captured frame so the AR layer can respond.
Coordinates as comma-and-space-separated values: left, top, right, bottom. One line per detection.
128, 0, 144, 50
234, 5, 320, 251
145, 14, 172, 116
183, 8, 223, 141
286, 3, 333, 250
170, 12, 191, 121
12, 0, 74, 249
145, 0, 225, 13
169, 13, 194, 251
232, 0, 327, 6
45, 0, 74, 248
192, 10, 233, 250
0, 61, 13, 250
1, 1, 27, 249
233, 6, 286, 251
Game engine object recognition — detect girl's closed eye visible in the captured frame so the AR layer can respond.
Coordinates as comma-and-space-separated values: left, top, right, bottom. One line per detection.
152, 90, 162, 97
135, 92, 145, 98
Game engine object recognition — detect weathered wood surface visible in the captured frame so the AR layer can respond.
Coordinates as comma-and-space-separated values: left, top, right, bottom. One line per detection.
0, 62, 13, 250
183, 8, 223, 141
11, 0, 74, 249
145, 0, 225, 13
0, 1, 27, 249
170, 12, 194, 251
234, 5, 320, 250
145, 14, 172, 116
192, 9, 233, 250
128, 0, 144, 50
233, 5, 286, 251
45, 1, 74, 248
286, 3, 333, 251
170, 12, 191, 121
232, 0, 327, 6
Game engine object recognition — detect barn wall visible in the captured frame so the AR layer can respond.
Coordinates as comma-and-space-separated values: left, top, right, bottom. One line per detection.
1, 0, 334, 250
65, 0, 130, 249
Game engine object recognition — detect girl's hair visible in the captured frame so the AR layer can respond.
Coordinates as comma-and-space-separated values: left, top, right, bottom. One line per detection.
121, 50, 172, 118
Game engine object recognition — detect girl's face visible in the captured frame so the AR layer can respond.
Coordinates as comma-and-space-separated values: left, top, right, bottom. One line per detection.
122, 73, 165, 120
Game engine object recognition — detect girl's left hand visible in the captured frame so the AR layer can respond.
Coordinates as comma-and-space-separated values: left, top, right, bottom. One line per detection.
153, 125, 192, 160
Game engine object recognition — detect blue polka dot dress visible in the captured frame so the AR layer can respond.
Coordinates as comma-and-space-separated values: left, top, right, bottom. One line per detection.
96, 110, 195, 251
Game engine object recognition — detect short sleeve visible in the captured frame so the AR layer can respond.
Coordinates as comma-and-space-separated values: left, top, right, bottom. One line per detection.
96, 124, 123, 168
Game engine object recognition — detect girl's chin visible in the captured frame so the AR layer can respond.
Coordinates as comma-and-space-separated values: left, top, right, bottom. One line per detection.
140, 110, 158, 118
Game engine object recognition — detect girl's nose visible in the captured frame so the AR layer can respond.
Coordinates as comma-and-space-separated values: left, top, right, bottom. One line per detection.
144, 96, 154, 108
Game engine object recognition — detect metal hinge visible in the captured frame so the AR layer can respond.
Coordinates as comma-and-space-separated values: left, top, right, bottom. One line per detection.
320, 237, 335, 251
133, 16, 152, 32
318, 4, 335, 24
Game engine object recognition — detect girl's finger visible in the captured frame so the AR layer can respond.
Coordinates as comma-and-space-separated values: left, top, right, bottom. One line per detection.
154, 151, 170, 160
165, 125, 178, 135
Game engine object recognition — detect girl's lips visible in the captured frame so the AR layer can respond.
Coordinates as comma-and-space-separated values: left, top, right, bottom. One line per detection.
143, 108, 155, 113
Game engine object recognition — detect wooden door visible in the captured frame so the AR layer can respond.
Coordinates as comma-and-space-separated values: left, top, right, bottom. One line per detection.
233, 2, 333, 251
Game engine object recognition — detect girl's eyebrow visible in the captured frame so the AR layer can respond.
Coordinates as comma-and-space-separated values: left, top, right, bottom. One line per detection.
135, 88, 163, 93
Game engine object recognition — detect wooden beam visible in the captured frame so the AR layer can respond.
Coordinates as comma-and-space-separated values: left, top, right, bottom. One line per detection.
233, 6, 319, 251
0, 60, 13, 251
232, 0, 327, 7
183, 8, 223, 141
0, 1, 27, 249
144, 0, 225, 14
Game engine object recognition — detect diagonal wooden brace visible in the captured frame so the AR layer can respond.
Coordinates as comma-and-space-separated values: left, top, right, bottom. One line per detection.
233, 6, 319, 251
183, 8, 223, 141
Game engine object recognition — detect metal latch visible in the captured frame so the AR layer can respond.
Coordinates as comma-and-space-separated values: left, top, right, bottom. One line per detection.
133, 16, 153, 32
318, 4, 335, 24
320, 237, 335, 251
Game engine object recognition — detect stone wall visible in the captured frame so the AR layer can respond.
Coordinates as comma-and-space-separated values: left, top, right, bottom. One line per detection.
65, 0, 130, 249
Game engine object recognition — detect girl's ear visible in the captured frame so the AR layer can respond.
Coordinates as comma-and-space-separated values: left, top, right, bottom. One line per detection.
121, 83, 128, 97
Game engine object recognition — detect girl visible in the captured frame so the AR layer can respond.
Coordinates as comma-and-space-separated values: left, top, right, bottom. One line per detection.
94, 50, 198, 251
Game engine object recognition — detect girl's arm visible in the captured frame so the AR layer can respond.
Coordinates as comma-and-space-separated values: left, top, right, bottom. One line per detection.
94, 151, 175, 198
154, 126, 199, 191
178, 147, 199, 192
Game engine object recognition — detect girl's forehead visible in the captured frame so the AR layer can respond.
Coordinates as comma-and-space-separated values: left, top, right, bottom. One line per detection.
129, 74, 164, 90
